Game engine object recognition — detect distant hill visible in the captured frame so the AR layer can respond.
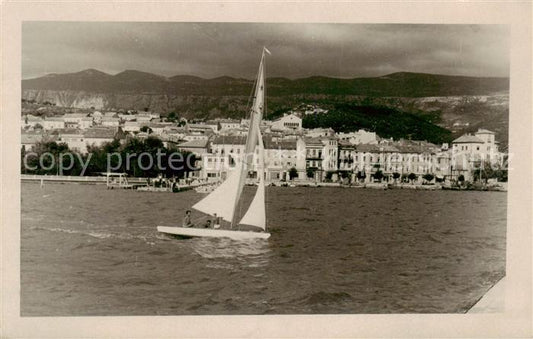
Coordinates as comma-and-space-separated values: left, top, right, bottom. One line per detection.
23, 69, 508, 97
21, 69, 509, 149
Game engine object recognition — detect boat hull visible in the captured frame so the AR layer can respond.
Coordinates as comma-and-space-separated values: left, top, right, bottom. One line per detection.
157, 226, 271, 240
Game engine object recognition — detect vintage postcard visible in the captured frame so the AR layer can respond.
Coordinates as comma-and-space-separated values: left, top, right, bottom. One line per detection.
1, 1, 531, 338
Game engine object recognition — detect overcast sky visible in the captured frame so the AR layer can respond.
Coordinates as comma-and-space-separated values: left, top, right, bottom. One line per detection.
22, 22, 509, 80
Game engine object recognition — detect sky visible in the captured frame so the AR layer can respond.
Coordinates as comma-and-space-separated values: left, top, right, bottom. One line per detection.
22, 22, 510, 80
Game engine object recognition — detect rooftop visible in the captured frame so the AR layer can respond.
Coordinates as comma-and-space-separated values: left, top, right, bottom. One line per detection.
83, 128, 116, 139
212, 135, 246, 145
452, 134, 484, 144
177, 139, 210, 149
475, 128, 495, 134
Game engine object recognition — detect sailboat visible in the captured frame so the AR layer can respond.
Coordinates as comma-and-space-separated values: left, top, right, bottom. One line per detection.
157, 48, 271, 240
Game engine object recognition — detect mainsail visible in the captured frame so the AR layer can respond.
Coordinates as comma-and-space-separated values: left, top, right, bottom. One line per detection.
192, 48, 269, 230
191, 161, 243, 223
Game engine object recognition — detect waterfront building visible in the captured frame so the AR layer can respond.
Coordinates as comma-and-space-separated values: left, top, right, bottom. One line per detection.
303, 137, 325, 181
202, 134, 299, 182
451, 129, 502, 181
263, 138, 298, 181
346, 140, 443, 183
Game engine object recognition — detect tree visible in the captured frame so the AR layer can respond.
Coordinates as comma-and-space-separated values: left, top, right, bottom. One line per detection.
392, 172, 401, 183
408, 172, 417, 184
458, 175, 465, 185
140, 125, 153, 134
166, 111, 178, 122
373, 170, 384, 182
288, 167, 298, 180
306, 168, 315, 179
422, 173, 434, 183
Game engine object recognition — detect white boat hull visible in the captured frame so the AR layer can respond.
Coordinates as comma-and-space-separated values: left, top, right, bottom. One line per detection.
157, 226, 271, 240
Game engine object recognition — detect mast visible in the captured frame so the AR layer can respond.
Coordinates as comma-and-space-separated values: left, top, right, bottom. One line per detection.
230, 48, 269, 228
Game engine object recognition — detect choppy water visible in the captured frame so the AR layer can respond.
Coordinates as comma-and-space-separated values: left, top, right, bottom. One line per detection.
21, 182, 506, 315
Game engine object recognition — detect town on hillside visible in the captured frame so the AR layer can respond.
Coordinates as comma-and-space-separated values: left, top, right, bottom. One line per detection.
21, 104, 507, 187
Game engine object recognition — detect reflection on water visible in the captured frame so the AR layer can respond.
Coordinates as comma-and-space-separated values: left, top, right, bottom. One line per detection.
21, 182, 506, 315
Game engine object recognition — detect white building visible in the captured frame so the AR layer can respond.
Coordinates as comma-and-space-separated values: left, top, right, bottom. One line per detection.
337, 129, 378, 145
42, 117, 65, 130
101, 117, 120, 127
451, 129, 502, 181
83, 128, 117, 153
79, 117, 93, 129
218, 119, 241, 131
304, 128, 335, 138
123, 121, 141, 134
270, 113, 302, 132
57, 129, 86, 152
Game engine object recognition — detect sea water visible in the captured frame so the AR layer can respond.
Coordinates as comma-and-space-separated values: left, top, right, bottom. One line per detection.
20, 182, 506, 315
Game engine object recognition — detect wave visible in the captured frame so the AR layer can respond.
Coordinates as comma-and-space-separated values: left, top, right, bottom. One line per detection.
29, 226, 157, 245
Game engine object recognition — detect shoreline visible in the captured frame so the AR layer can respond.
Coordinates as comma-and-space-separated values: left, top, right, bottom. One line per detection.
21, 174, 507, 192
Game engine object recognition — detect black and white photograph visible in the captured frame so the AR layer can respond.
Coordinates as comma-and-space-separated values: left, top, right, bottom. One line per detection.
2, 1, 532, 338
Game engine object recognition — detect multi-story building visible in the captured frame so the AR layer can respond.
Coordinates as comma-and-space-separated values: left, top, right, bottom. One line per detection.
451, 128, 502, 181
218, 119, 241, 131
270, 113, 302, 132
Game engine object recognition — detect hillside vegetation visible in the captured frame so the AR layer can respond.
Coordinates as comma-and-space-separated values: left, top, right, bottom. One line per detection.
303, 104, 453, 145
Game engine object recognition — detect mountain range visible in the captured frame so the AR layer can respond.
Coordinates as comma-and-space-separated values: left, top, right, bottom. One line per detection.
22, 69, 509, 149
23, 69, 508, 97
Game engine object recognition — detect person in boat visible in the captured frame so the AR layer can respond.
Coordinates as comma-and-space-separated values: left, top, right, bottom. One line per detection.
203, 219, 212, 228
213, 213, 221, 229
182, 210, 194, 228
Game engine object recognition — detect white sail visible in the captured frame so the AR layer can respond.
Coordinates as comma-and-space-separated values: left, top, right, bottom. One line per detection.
192, 161, 243, 223
194, 48, 269, 230
239, 175, 266, 230
239, 126, 266, 230
231, 49, 267, 227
